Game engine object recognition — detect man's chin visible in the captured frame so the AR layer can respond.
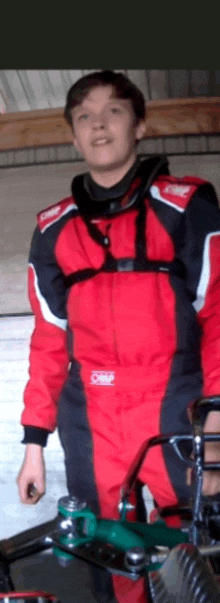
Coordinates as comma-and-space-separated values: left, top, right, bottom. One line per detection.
89, 163, 116, 172
87, 158, 131, 173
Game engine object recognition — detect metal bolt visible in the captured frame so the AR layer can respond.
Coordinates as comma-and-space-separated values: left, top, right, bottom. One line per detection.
56, 555, 72, 568
124, 547, 147, 572
58, 496, 87, 513
118, 501, 135, 513
43, 536, 53, 545
150, 552, 168, 564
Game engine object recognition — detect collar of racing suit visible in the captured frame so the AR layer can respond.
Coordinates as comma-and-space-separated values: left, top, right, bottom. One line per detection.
71, 155, 170, 220
83, 157, 142, 201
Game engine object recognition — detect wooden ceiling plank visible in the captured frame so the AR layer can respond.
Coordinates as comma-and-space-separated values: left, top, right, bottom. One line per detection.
1, 97, 220, 151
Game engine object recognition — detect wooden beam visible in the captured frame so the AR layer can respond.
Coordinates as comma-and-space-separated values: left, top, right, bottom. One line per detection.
1, 97, 220, 151
0, 107, 73, 150
145, 97, 220, 137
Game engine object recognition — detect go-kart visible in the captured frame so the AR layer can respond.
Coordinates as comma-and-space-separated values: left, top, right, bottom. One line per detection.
1, 397, 220, 602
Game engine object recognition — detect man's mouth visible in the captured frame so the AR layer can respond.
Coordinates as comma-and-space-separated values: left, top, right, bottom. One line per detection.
92, 138, 112, 146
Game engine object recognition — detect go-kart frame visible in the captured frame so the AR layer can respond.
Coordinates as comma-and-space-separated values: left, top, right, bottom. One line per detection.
1, 397, 220, 603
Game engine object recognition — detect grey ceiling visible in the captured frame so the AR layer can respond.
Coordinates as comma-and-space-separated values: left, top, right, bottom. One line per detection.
0, 70, 220, 115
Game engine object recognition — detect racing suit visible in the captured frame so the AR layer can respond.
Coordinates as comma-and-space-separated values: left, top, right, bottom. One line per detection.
21, 156, 220, 602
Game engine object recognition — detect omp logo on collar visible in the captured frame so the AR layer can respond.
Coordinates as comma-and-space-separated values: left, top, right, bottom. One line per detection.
40, 206, 61, 221
90, 370, 115, 386
37, 197, 77, 233
150, 175, 203, 211
164, 184, 192, 197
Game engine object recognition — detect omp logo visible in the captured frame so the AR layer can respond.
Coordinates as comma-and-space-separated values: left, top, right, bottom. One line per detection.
90, 371, 115, 386
164, 185, 191, 197
40, 206, 61, 221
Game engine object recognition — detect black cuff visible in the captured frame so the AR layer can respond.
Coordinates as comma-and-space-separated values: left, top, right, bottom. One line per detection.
21, 426, 50, 447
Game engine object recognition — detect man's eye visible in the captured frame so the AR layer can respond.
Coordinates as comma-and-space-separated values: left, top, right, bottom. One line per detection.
78, 114, 89, 120
110, 107, 121, 114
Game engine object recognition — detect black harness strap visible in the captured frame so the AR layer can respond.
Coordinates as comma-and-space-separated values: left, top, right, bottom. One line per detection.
83, 217, 110, 248
65, 211, 184, 288
65, 172, 185, 289
64, 258, 184, 288
65, 268, 99, 287
135, 198, 147, 265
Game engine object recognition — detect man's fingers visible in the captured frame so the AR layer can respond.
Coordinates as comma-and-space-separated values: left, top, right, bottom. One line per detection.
26, 483, 43, 504
16, 447, 46, 505
18, 476, 45, 504
22, 488, 44, 505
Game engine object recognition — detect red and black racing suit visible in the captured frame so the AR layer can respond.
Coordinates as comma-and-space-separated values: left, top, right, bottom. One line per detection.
21, 157, 220, 603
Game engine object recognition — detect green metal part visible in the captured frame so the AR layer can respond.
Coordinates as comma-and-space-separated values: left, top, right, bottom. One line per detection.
54, 499, 189, 567
54, 505, 97, 558
94, 518, 188, 551
95, 519, 144, 549
121, 520, 189, 549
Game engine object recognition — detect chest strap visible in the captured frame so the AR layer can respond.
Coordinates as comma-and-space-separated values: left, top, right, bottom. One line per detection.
64, 254, 184, 288
64, 199, 184, 289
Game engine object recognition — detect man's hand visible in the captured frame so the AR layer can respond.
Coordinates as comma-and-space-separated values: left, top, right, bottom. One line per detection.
17, 444, 46, 504
186, 410, 220, 496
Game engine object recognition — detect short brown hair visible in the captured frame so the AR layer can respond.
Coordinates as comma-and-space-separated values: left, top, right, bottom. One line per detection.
64, 70, 146, 127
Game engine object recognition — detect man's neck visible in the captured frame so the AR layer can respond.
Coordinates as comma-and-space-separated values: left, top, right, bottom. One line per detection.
89, 154, 137, 188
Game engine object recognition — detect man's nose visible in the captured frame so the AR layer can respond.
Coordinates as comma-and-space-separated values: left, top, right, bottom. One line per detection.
92, 114, 106, 129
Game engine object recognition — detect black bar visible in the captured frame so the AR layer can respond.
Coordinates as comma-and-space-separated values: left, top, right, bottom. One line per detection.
0, 158, 85, 169
0, 517, 58, 562
0, 312, 33, 318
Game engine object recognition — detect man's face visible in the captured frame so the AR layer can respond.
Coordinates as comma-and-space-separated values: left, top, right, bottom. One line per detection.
71, 85, 145, 172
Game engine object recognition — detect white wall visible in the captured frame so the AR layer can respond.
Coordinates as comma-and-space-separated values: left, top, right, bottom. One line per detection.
0, 315, 68, 538
1, 161, 86, 314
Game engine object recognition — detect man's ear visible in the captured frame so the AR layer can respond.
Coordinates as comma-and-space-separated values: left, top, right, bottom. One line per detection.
135, 119, 146, 142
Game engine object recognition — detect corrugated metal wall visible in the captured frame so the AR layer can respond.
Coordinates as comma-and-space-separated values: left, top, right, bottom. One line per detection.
1, 134, 220, 168
1, 70, 220, 113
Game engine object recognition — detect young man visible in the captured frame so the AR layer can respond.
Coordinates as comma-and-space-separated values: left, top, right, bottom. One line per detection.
17, 71, 220, 603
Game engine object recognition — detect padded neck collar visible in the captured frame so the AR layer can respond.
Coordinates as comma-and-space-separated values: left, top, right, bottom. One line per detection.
71, 155, 169, 218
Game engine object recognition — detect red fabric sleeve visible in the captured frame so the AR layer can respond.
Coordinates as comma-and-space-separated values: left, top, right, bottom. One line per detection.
21, 262, 69, 433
